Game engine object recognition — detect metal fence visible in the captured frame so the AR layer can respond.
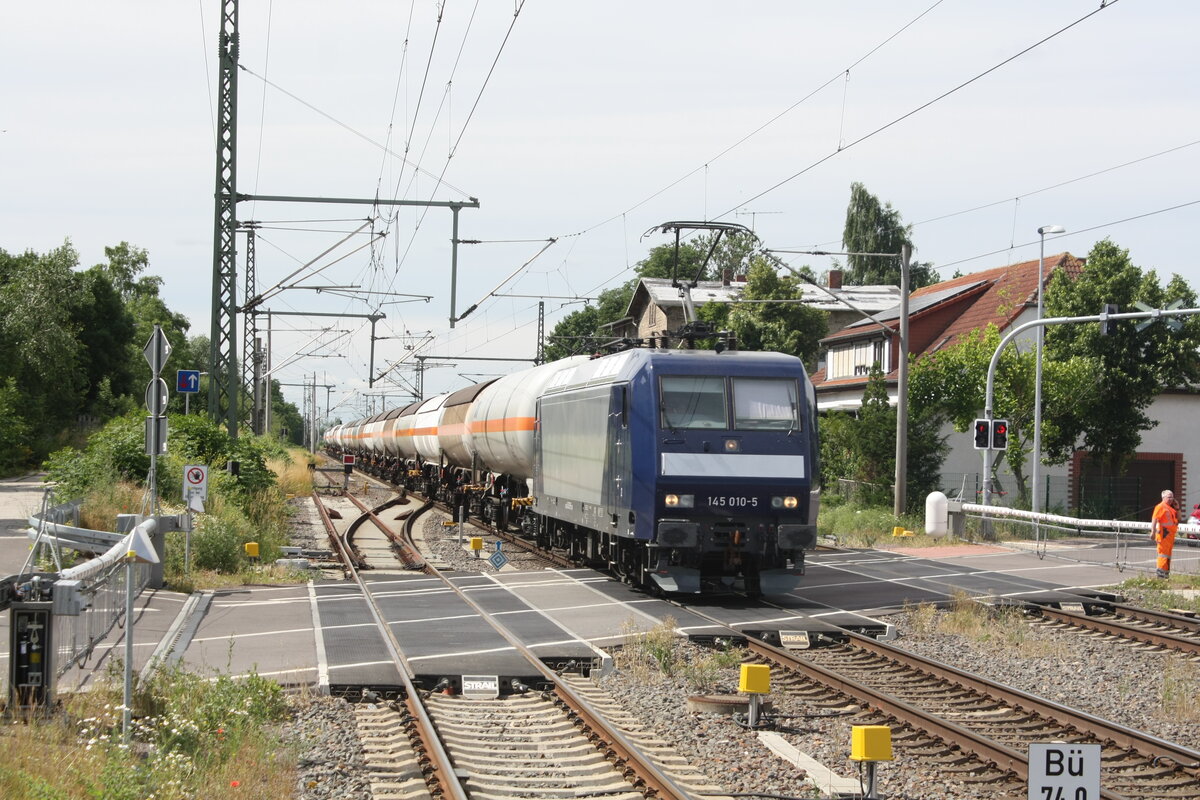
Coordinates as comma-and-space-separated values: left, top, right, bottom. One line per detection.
21, 498, 150, 681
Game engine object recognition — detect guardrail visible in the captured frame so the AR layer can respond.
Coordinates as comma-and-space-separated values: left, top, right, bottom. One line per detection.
932, 496, 1200, 575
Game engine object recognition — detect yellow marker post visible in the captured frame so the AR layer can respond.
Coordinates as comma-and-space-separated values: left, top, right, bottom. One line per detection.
470, 537, 483, 558
850, 725, 893, 798
739, 664, 771, 728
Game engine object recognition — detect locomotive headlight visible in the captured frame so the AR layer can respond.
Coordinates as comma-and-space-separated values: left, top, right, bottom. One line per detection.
665, 494, 694, 508
771, 496, 799, 509
723, 439, 740, 452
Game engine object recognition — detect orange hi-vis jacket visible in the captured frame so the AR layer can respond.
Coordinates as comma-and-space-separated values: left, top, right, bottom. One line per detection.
1151, 500, 1178, 575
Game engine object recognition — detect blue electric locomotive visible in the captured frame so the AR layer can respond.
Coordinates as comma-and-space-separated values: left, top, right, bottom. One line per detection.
531, 347, 818, 594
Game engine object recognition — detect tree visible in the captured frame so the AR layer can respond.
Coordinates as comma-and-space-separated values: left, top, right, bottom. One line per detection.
908, 325, 1091, 505
1042, 239, 1200, 473
841, 182, 938, 289
0, 242, 87, 451
718, 258, 827, 367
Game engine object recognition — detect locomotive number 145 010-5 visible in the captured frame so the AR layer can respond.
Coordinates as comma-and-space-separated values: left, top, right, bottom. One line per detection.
706, 495, 759, 508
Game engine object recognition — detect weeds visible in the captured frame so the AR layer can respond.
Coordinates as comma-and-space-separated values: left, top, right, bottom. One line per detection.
1160, 655, 1200, 721
909, 591, 1064, 658
0, 664, 295, 800
613, 617, 749, 693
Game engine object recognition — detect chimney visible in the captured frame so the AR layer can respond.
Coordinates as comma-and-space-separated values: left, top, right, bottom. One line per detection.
722, 269, 732, 286
827, 269, 843, 290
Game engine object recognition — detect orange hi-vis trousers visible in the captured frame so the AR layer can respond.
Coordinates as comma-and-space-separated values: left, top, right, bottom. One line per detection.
1156, 530, 1175, 576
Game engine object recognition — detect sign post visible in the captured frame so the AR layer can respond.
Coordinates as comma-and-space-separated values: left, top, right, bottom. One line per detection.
142, 325, 172, 518
182, 465, 209, 575
1028, 743, 1100, 800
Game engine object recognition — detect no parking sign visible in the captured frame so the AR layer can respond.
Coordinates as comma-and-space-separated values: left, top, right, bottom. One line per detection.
183, 464, 208, 503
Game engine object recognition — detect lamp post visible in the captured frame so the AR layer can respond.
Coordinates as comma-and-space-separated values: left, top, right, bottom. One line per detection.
1032, 224, 1065, 515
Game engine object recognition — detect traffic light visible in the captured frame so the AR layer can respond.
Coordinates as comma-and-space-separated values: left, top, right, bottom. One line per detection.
1100, 303, 1118, 336
991, 419, 1009, 450
973, 419, 990, 449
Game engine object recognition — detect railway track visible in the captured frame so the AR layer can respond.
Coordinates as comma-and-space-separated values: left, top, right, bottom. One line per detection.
662, 597, 1200, 800
307, 485, 716, 799
1019, 598, 1200, 659
758, 633, 1200, 799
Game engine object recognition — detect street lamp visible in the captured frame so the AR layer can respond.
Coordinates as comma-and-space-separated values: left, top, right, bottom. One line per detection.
1032, 224, 1065, 515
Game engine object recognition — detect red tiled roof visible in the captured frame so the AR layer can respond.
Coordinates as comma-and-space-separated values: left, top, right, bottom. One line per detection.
813, 253, 1083, 392
917, 253, 1083, 356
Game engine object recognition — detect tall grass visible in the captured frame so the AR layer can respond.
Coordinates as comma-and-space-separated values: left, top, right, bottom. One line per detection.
906, 592, 1065, 658
614, 617, 748, 692
0, 665, 296, 800
818, 499, 961, 549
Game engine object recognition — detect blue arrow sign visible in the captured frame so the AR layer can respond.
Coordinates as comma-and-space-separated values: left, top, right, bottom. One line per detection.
176, 369, 201, 394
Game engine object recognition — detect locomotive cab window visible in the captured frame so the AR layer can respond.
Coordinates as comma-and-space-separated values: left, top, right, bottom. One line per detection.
660, 375, 727, 430
732, 377, 799, 430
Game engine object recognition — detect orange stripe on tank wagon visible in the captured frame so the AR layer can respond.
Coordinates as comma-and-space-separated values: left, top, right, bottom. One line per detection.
469, 417, 536, 433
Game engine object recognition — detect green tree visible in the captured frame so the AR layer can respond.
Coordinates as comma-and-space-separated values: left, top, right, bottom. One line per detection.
1042, 239, 1200, 472
855, 365, 896, 488
908, 325, 1091, 505
0, 242, 87, 453
841, 182, 937, 289
720, 258, 828, 367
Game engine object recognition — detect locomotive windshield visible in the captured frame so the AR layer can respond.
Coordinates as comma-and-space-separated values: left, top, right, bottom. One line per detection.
733, 377, 800, 430
660, 375, 727, 429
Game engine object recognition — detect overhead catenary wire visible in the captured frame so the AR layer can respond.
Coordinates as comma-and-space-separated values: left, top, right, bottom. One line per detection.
557, 0, 950, 241
711, 0, 1122, 222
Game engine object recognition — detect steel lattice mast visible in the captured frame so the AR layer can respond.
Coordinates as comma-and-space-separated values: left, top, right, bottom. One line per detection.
208, 0, 240, 436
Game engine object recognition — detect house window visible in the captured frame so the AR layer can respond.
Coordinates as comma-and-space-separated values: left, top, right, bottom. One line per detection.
649, 304, 658, 327
827, 338, 889, 379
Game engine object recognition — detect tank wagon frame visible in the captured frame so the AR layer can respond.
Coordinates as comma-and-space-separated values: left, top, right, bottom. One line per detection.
327, 347, 819, 595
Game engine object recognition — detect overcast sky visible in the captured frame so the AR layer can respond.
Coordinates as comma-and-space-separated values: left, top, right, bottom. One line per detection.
5, 1, 1198, 419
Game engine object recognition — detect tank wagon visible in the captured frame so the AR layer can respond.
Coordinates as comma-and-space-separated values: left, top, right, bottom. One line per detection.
327, 348, 819, 595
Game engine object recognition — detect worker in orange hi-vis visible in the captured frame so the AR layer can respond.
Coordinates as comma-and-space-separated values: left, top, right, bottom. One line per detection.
1150, 489, 1179, 579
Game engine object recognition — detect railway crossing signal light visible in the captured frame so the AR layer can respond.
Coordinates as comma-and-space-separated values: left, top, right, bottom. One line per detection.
973, 419, 990, 450
990, 419, 1008, 450
973, 419, 1009, 450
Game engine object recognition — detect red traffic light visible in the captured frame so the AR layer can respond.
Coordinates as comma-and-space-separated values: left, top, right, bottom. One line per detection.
973, 419, 990, 449
991, 419, 1009, 450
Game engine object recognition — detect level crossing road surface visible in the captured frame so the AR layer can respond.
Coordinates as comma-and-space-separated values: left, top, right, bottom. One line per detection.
0, 474, 1166, 696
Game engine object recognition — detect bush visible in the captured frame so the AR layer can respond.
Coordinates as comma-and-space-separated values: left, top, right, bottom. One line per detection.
191, 515, 247, 573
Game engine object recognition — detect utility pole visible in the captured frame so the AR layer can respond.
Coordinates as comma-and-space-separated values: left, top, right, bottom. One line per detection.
893, 245, 911, 517
536, 301, 545, 365
241, 222, 260, 431
208, 0, 240, 437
